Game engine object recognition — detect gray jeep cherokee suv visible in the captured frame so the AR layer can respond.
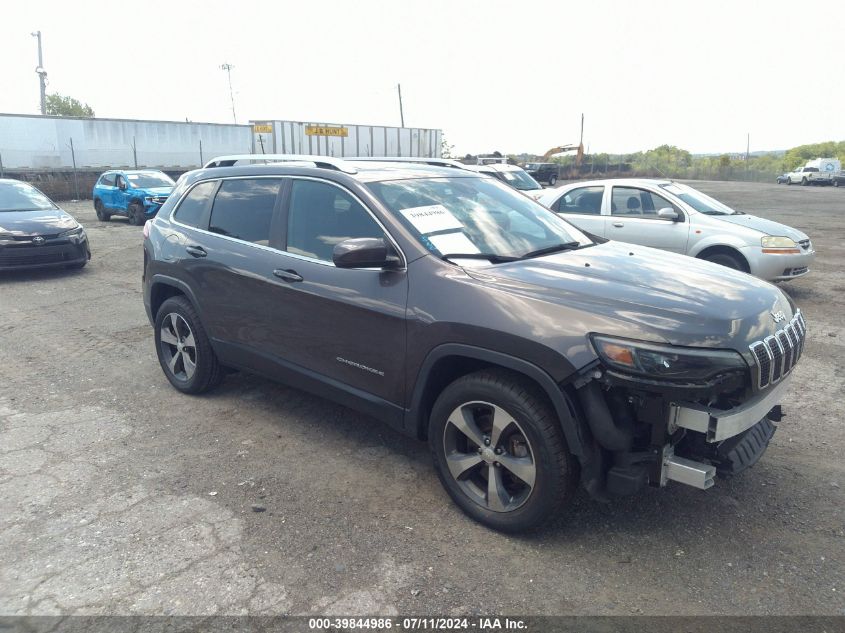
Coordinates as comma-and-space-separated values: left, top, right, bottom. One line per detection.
143, 156, 805, 532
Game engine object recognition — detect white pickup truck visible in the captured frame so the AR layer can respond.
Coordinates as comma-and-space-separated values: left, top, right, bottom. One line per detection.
786, 158, 842, 185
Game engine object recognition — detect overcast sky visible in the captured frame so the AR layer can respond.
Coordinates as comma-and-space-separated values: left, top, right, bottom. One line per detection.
1, 0, 842, 156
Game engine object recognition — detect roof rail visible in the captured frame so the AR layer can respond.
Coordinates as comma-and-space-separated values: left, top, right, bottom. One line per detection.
344, 157, 469, 170
203, 154, 358, 174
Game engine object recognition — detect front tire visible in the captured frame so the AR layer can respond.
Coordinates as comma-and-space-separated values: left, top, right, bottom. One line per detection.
155, 296, 224, 394
128, 202, 146, 226
94, 198, 110, 221
702, 251, 745, 271
429, 369, 576, 533
801, 177, 808, 186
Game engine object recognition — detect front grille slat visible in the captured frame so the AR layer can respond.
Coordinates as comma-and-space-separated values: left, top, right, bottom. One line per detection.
767, 336, 784, 382
748, 311, 806, 391
777, 331, 793, 374
750, 342, 771, 388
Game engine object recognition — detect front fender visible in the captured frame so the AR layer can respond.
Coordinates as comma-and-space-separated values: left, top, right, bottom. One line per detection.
687, 232, 754, 258
405, 343, 589, 457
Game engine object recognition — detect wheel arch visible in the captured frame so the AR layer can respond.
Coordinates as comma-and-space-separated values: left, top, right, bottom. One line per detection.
148, 275, 202, 322
405, 343, 588, 458
694, 244, 750, 272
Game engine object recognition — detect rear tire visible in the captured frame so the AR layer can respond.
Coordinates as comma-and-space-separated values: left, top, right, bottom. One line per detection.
702, 251, 746, 271
548, 174, 557, 186
834, 180, 840, 188
429, 368, 576, 533
128, 202, 146, 226
155, 296, 224, 394
94, 198, 110, 221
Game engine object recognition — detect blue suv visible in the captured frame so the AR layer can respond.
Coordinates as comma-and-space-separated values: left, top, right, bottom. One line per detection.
93, 170, 175, 225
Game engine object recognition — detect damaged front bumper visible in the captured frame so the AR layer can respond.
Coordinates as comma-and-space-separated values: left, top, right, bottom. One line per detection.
572, 368, 788, 498
668, 375, 790, 443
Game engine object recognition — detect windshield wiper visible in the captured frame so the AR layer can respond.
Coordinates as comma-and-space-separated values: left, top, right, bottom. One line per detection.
519, 241, 581, 260
441, 252, 520, 264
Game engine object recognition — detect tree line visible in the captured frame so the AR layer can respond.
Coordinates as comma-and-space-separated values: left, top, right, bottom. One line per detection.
539, 142, 844, 182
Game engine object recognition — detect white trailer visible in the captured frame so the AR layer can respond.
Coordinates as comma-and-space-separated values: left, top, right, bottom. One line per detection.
249, 120, 441, 158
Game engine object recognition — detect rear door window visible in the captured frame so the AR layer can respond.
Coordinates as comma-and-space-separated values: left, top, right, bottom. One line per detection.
208, 178, 284, 246
554, 186, 604, 214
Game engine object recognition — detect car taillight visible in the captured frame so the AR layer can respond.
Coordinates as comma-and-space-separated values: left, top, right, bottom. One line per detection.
143, 220, 152, 239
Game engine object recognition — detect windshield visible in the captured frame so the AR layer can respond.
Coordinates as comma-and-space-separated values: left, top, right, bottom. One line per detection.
659, 183, 738, 215
496, 168, 542, 191
0, 180, 56, 212
367, 176, 591, 265
524, 163, 539, 170
127, 172, 175, 189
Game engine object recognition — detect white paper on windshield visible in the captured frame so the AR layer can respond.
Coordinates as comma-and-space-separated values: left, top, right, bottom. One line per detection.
400, 205, 463, 234
127, 174, 140, 180
661, 184, 684, 195
428, 231, 479, 255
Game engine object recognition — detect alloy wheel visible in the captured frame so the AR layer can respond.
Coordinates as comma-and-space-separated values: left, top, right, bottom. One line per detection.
442, 401, 536, 513
159, 313, 197, 381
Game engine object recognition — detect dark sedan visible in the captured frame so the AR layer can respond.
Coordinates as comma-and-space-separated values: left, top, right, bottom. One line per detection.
0, 179, 90, 271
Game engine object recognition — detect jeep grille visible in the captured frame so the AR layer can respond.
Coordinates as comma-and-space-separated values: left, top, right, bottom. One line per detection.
749, 311, 806, 390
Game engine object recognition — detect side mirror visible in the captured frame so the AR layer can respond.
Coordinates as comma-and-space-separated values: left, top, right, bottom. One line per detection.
657, 207, 679, 221
333, 237, 400, 269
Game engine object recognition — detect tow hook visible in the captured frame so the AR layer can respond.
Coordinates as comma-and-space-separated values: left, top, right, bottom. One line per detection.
661, 445, 715, 490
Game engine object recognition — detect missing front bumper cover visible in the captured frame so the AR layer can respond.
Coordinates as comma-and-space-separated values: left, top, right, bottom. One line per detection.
668, 375, 790, 442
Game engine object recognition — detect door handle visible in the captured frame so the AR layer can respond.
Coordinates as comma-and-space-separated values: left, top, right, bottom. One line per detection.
185, 245, 207, 257
612, 222, 625, 228
273, 268, 303, 283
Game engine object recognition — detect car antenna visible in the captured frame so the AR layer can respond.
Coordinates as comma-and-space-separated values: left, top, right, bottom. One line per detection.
650, 163, 673, 182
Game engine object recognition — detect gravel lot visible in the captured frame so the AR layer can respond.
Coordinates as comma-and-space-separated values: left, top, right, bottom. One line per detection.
1, 180, 843, 616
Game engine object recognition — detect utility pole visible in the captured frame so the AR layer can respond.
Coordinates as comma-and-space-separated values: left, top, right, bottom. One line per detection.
580, 113, 584, 146
397, 83, 405, 127
220, 63, 237, 123
31, 30, 47, 115
746, 132, 750, 161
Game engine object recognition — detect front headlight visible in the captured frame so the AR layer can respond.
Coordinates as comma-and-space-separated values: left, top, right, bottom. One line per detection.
761, 236, 796, 248
591, 335, 747, 382
59, 226, 85, 241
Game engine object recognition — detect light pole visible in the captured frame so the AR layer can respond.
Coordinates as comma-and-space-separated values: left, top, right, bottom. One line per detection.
31, 30, 47, 115
220, 63, 237, 123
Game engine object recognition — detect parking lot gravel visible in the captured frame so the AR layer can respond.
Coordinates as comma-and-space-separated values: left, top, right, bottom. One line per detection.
1, 180, 843, 616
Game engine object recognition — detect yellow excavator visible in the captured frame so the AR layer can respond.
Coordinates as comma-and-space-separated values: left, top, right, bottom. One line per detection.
540, 144, 584, 165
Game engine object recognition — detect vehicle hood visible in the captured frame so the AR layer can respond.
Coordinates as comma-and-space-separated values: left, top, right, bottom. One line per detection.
135, 186, 173, 196
713, 214, 808, 241
0, 208, 78, 236
462, 240, 792, 351
523, 189, 546, 201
